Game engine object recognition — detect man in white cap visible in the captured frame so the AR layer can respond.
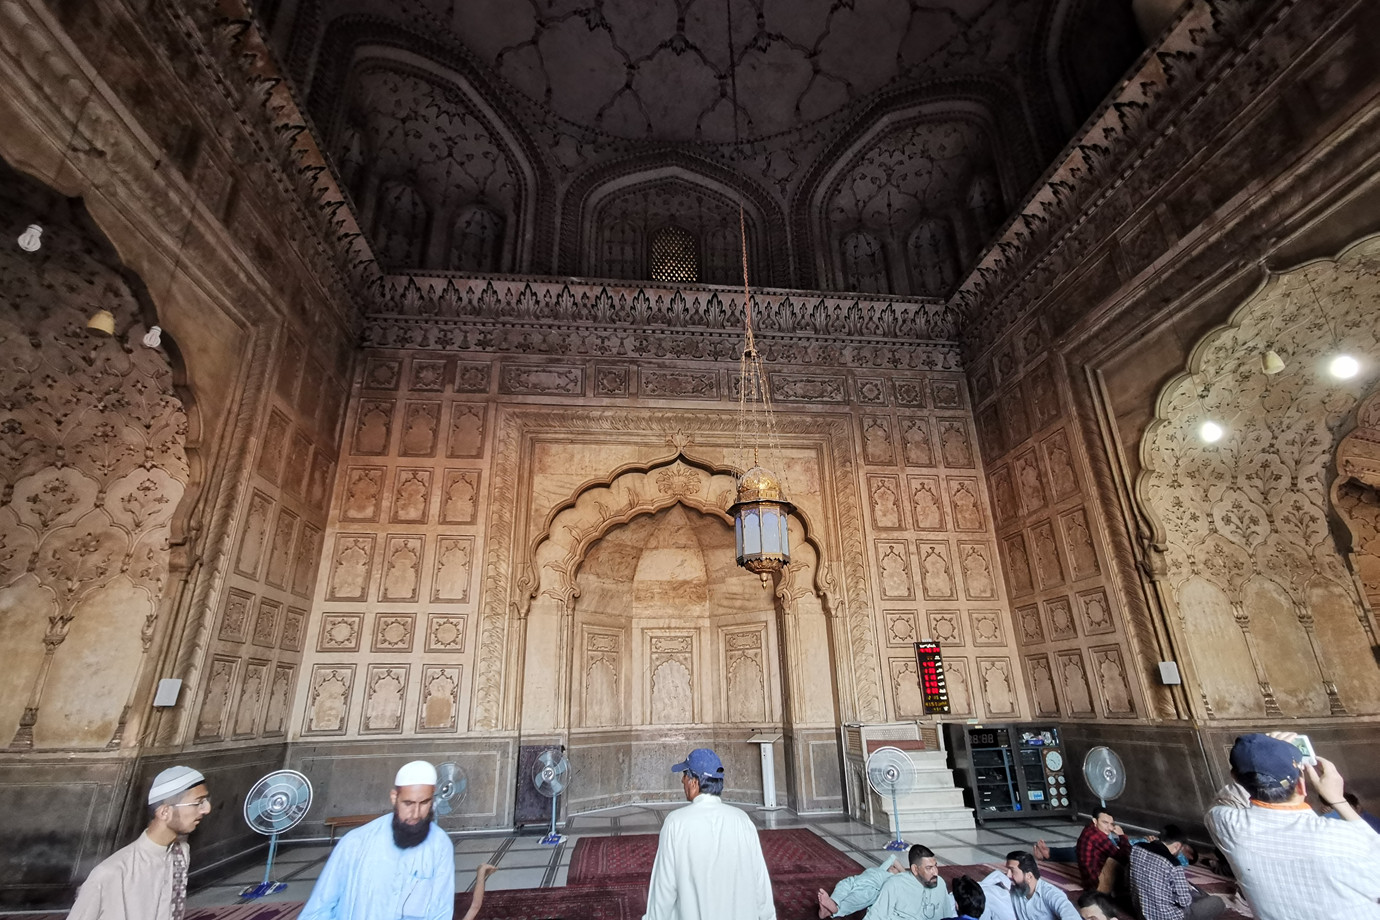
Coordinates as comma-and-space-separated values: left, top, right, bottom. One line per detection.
644, 747, 775, 920
300, 760, 456, 920
69, 765, 210, 920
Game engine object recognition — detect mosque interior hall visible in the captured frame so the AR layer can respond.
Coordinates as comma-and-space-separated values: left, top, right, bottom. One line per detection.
2, 0, 1380, 909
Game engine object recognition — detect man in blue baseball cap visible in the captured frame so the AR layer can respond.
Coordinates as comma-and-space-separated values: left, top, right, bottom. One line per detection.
644, 748, 775, 920
1205, 731, 1380, 920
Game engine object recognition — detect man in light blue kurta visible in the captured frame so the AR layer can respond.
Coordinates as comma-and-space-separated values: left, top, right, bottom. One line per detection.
299, 761, 456, 920
817, 855, 901, 917
865, 845, 956, 920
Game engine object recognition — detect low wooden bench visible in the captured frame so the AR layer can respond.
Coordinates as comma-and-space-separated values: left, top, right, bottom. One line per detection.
324, 813, 378, 843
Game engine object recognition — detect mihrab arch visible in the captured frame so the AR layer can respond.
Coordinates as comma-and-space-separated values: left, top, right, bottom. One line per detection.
496, 438, 855, 811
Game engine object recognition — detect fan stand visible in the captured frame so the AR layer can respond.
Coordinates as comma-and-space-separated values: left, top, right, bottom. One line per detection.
539, 793, 565, 846
239, 833, 287, 900
884, 786, 907, 852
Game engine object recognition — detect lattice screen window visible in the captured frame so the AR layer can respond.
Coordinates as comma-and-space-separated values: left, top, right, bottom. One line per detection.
650, 226, 699, 283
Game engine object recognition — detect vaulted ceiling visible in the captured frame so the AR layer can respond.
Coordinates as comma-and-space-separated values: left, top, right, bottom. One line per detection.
263, 0, 1144, 293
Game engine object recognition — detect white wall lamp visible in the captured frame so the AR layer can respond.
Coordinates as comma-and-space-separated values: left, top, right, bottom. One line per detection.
17, 224, 42, 252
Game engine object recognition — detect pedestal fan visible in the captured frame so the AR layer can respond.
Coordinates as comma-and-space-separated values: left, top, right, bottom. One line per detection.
1083, 746, 1127, 808
239, 769, 313, 900
533, 749, 569, 846
434, 761, 468, 817
866, 746, 916, 852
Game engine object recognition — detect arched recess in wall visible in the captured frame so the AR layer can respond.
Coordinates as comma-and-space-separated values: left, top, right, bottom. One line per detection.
1034, 0, 1146, 149
1137, 234, 1380, 720
1331, 389, 1380, 621
792, 85, 1030, 293
302, 25, 550, 272
560, 153, 786, 285
0, 158, 201, 751
515, 455, 841, 810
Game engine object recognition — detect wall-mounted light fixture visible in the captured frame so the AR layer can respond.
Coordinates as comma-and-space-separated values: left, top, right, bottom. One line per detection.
17, 224, 42, 252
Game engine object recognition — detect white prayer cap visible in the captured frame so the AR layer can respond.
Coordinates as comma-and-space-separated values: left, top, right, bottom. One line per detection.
394, 760, 438, 787
148, 766, 205, 804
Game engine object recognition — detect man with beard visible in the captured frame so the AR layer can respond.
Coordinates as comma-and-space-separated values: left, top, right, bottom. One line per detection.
69, 765, 211, 920
1002, 852, 1079, 920
864, 845, 955, 919
300, 761, 456, 920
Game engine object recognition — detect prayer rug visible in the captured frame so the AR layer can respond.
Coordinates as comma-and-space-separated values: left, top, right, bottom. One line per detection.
567, 827, 862, 886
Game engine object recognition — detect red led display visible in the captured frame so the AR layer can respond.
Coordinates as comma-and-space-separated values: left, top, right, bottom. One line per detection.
914, 641, 950, 714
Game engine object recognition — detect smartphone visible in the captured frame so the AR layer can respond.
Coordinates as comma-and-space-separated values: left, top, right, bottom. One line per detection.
1292, 734, 1318, 766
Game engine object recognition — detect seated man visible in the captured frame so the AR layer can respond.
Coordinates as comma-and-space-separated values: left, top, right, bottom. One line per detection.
1205, 731, 1380, 920
945, 875, 986, 920
865, 844, 956, 919
977, 868, 1017, 920
1035, 810, 1143, 888
1003, 851, 1079, 920
1322, 792, 1380, 833
1127, 828, 1224, 920
818, 854, 903, 918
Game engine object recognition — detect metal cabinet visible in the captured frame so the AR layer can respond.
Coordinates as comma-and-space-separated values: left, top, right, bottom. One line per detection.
943, 722, 1075, 823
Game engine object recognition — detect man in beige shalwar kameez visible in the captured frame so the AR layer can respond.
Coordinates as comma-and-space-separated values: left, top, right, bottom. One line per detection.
69, 766, 211, 920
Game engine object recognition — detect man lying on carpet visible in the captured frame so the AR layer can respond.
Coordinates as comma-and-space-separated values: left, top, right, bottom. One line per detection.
1003, 851, 1079, 920
644, 747, 775, 920
865, 845, 956, 919
815, 853, 902, 917
1205, 731, 1380, 920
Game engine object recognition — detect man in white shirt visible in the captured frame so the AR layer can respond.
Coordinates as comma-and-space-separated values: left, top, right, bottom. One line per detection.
1205, 731, 1380, 920
69, 765, 211, 920
644, 748, 775, 920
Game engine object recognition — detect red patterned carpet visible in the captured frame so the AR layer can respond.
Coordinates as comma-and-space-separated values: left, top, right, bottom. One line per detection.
567, 827, 862, 885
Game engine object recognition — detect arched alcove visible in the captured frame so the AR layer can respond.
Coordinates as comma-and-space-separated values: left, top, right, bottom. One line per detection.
1137, 233, 1380, 718
517, 455, 843, 812
0, 160, 192, 750
567, 504, 783, 809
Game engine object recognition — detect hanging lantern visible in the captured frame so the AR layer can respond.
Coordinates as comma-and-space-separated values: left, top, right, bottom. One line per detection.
728, 466, 793, 575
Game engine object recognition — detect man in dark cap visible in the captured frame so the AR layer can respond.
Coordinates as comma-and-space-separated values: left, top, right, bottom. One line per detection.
643, 748, 774, 920
69, 765, 211, 920
1204, 731, 1380, 920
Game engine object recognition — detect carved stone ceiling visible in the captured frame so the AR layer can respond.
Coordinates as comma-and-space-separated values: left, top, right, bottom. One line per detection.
342, 0, 1043, 143
284, 0, 1142, 282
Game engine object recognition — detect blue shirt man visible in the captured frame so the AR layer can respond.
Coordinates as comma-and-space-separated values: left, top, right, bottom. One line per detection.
300, 760, 456, 920
1003, 852, 1079, 920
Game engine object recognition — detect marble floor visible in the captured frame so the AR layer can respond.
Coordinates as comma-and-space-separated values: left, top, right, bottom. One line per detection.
188, 807, 1084, 908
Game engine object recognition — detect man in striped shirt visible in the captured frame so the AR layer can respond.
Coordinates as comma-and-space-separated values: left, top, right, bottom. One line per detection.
1205, 731, 1380, 920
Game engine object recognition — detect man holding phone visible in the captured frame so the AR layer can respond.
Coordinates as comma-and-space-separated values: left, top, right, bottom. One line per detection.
1205, 731, 1380, 920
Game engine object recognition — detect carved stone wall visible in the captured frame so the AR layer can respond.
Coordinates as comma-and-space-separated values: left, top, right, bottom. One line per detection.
190, 324, 350, 748
0, 167, 188, 752
297, 312, 1011, 814
971, 342, 1144, 723
1139, 239, 1380, 719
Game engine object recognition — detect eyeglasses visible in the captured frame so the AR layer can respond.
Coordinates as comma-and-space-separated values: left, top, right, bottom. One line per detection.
168, 797, 211, 809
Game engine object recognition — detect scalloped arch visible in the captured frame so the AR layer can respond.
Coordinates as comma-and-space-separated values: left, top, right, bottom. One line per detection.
521, 453, 828, 613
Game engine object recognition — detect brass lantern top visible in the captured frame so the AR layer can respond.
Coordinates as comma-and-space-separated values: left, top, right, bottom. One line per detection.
735, 466, 785, 504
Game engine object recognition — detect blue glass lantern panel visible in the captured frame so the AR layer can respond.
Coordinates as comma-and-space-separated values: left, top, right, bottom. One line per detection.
741, 507, 762, 556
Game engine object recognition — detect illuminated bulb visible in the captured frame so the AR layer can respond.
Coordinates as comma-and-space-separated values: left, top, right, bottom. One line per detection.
1260, 350, 1285, 375
17, 224, 42, 252
1329, 354, 1360, 379
1199, 421, 1224, 443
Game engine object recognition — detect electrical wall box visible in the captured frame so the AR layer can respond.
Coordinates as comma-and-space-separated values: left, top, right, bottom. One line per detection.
1158, 661, 1182, 685
152, 679, 183, 707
